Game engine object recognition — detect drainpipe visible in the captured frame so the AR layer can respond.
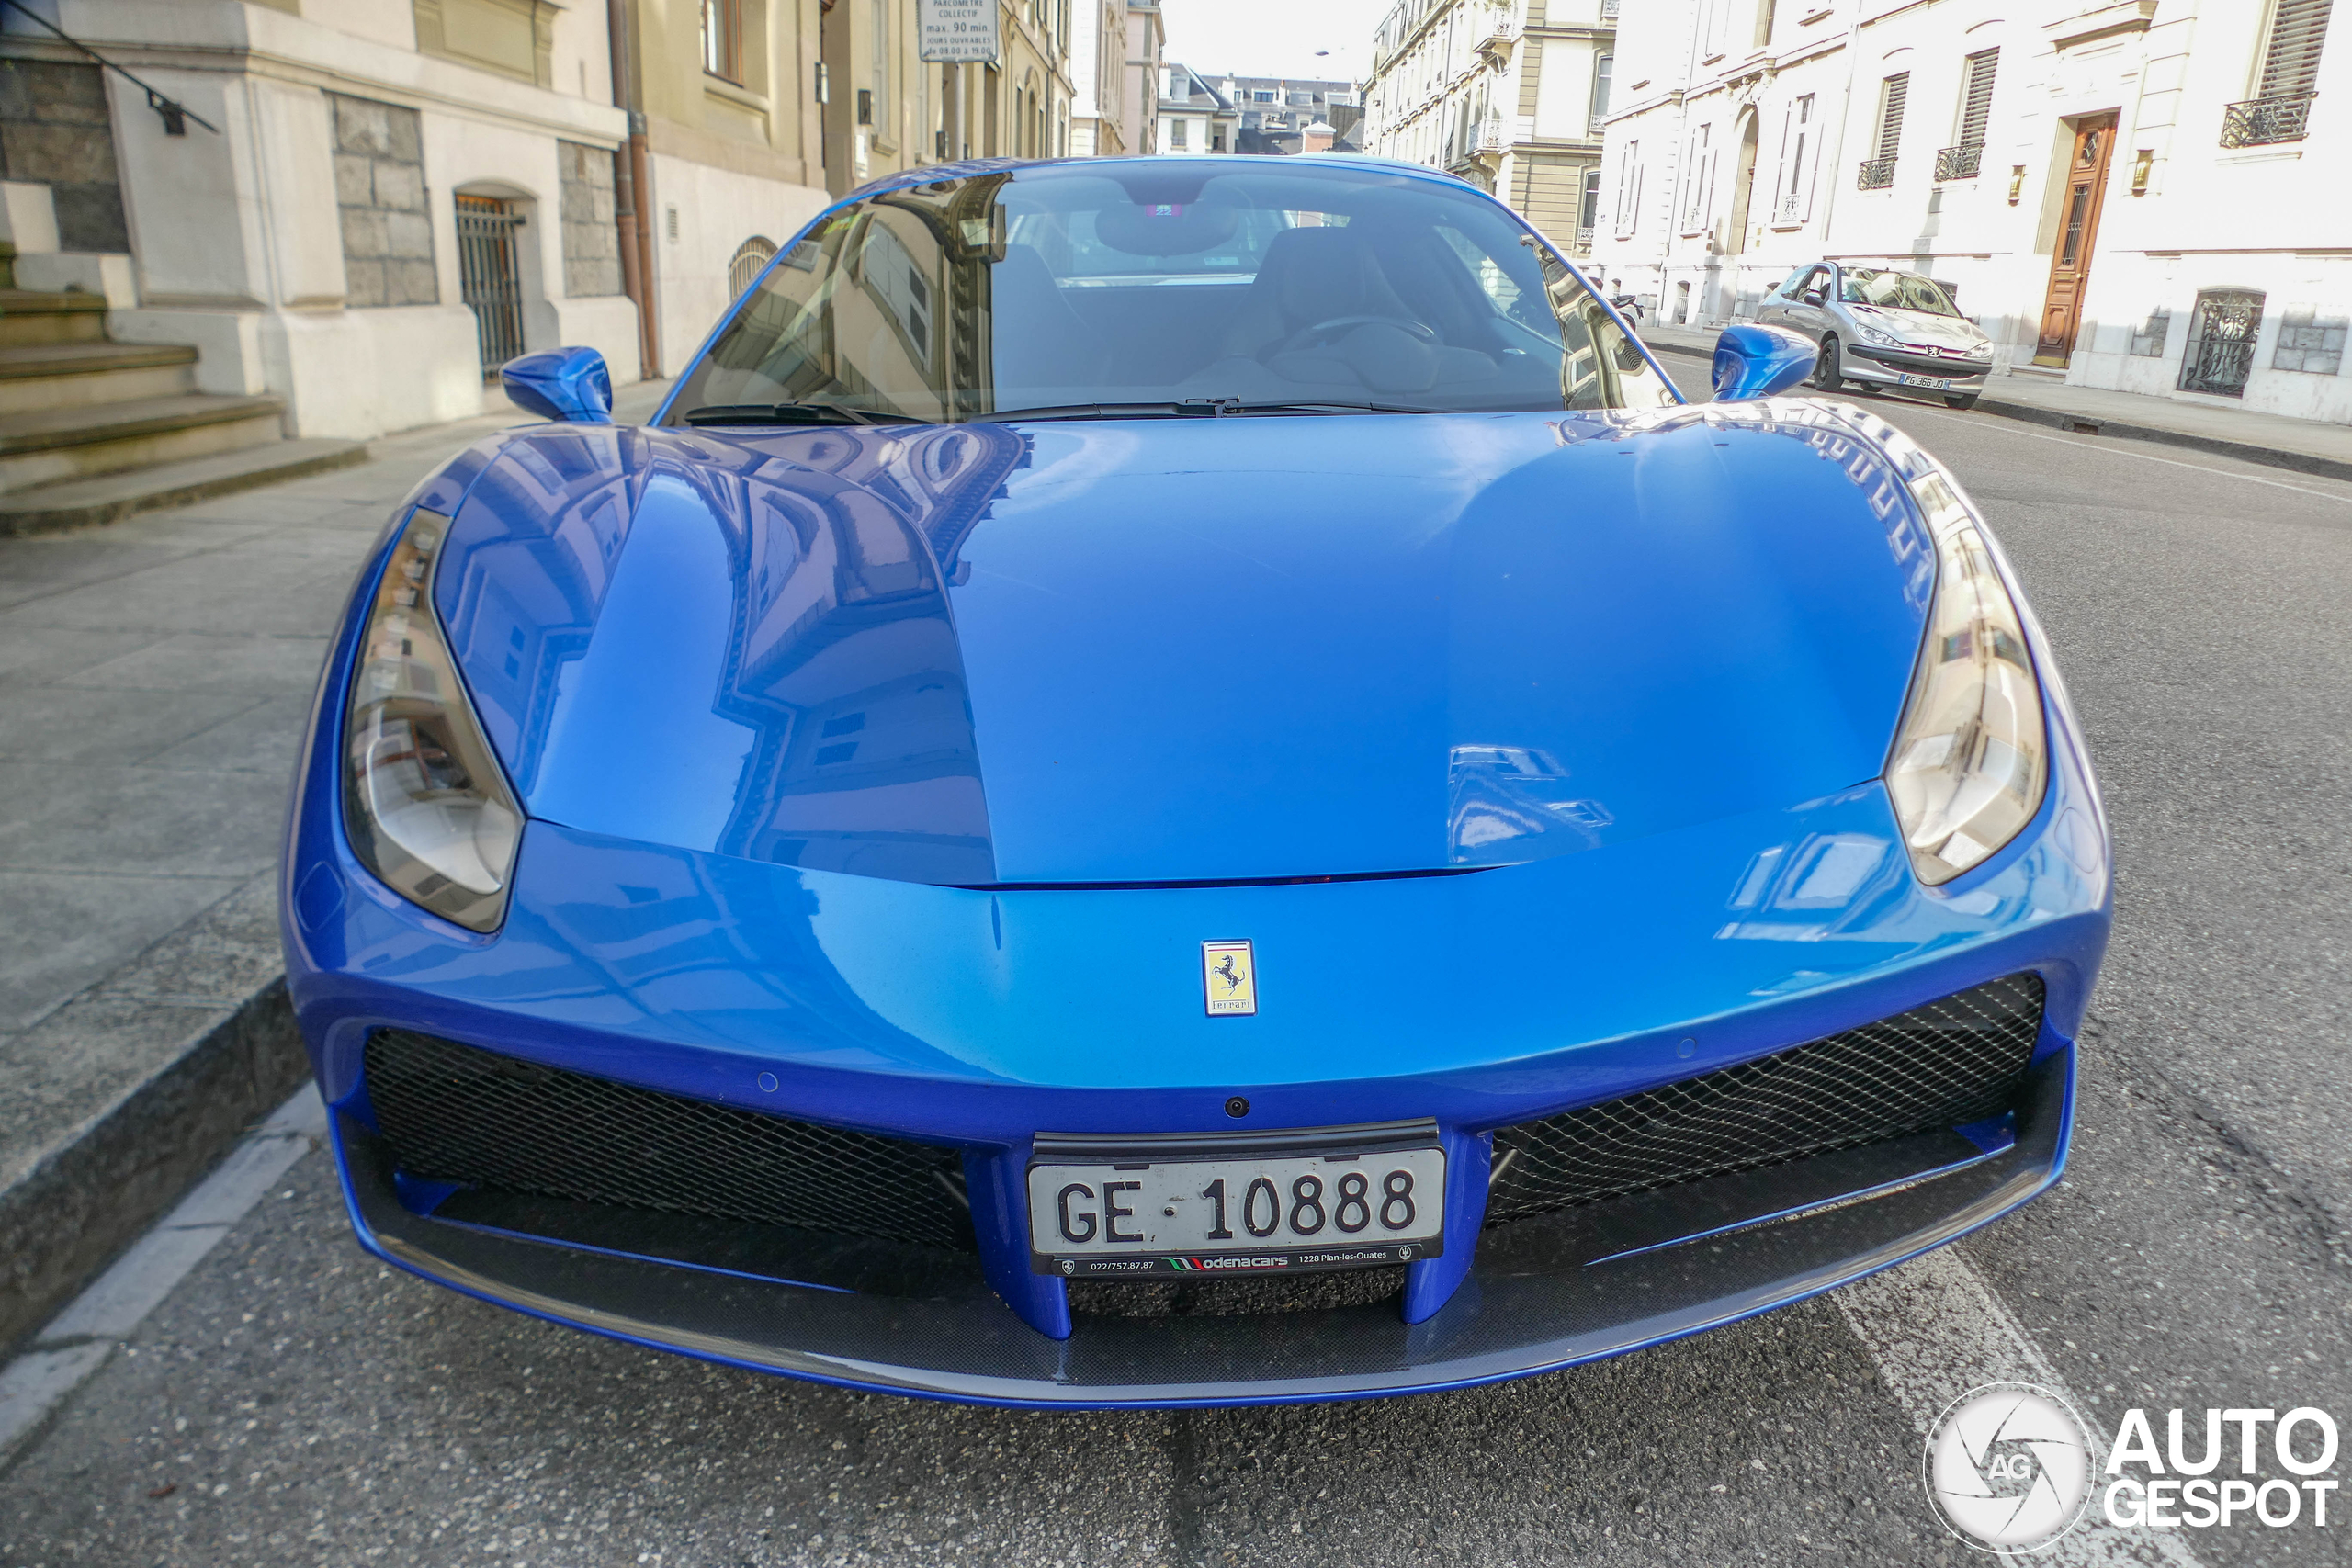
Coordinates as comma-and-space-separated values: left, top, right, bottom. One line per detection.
607, 0, 662, 379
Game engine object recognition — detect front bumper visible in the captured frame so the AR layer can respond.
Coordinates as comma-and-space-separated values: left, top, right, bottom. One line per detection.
1844, 343, 1992, 389
330, 1043, 2073, 1407
291, 762, 2108, 1404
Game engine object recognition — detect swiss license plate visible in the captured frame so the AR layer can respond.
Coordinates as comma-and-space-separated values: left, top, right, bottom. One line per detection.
1027, 1126, 1446, 1278
1897, 372, 1951, 389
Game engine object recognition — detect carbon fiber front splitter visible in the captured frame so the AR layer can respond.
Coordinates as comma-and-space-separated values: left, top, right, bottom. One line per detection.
331, 1045, 2071, 1409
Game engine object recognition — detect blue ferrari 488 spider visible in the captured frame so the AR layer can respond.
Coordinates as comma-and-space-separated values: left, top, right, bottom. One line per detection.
282, 154, 2109, 1407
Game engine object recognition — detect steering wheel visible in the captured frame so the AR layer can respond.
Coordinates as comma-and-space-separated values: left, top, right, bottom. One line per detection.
1275, 315, 1440, 355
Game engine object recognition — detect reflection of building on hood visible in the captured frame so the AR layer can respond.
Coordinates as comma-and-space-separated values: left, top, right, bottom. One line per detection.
705, 423, 1030, 884
1446, 744, 1615, 863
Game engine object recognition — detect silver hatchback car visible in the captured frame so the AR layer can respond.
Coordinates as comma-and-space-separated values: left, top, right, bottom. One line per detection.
1753, 264, 1994, 408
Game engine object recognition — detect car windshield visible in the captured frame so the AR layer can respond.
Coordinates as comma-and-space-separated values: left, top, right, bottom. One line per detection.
1838, 269, 1960, 317
664, 160, 1676, 424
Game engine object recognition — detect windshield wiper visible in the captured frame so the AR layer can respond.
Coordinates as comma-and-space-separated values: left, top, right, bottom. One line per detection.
682, 402, 929, 427
978, 398, 1436, 422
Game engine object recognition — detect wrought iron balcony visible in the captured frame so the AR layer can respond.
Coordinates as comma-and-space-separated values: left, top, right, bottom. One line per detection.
1473, 109, 1507, 153
1574, 224, 1595, 253
1934, 142, 1984, 181
1857, 156, 1897, 190
1600, 0, 1620, 17
2219, 92, 2315, 147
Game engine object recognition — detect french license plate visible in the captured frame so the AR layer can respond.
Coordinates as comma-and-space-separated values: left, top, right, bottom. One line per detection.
1027, 1123, 1446, 1278
1897, 372, 1951, 389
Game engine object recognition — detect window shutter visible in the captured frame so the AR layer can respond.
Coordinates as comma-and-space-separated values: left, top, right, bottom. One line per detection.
1959, 50, 1998, 145
2258, 0, 2335, 97
1877, 73, 1909, 162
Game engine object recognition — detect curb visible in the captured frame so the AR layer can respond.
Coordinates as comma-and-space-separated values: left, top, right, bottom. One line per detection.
1962, 395, 2352, 485
1640, 337, 2352, 485
0, 976, 306, 1353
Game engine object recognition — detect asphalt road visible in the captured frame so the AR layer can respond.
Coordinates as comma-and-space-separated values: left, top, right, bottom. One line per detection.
5, 385, 2348, 1567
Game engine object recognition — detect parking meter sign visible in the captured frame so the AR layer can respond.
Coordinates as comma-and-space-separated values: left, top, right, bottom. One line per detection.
920, 0, 999, 62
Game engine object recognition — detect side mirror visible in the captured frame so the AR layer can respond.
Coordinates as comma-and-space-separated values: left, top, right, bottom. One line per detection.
1800, 288, 1826, 306
1711, 322, 1817, 401
501, 347, 614, 424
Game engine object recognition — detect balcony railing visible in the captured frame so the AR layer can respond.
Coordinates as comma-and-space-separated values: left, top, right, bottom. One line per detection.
1600, 0, 1620, 17
1574, 224, 1595, 252
1857, 156, 1896, 190
1934, 142, 1984, 181
2219, 92, 2315, 148
1473, 109, 1507, 153
1776, 192, 1804, 222
1474, 5, 1520, 51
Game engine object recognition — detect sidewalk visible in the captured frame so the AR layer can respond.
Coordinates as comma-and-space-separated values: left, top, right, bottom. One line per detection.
0, 378, 670, 1348
1636, 321, 2352, 482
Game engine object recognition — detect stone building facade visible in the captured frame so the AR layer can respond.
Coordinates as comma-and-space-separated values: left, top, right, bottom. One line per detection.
0, 58, 127, 253
0, 0, 1079, 438
1363, 0, 1619, 253
1589, 0, 2352, 424
330, 95, 438, 310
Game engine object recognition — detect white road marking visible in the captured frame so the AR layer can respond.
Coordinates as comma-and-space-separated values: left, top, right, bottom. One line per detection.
1894, 404, 2352, 504
0, 1084, 325, 1462
1837, 1247, 2204, 1566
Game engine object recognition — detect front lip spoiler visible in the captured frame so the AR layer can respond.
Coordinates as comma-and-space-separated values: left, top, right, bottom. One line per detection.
328, 1045, 2075, 1410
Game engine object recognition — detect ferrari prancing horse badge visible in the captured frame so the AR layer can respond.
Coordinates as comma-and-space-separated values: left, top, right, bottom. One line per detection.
1202, 941, 1256, 1017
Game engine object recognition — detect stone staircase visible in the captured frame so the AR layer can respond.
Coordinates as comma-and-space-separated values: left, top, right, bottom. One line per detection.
0, 288, 367, 536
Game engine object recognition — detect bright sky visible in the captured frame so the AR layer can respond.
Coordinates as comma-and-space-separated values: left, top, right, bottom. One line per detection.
1159, 0, 1395, 84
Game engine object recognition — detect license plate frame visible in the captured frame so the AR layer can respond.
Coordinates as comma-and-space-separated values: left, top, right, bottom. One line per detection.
1027, 1120, 1446, 1279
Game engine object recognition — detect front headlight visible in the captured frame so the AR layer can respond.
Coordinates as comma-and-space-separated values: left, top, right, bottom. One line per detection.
1883, 464, 2048, 883
342, 506, 522, 931
1856, 321, 1904, 346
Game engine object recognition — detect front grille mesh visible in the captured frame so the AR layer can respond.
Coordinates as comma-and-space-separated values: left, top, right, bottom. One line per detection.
1484, 974, 2044, 1226
367, 1030, 976, 1251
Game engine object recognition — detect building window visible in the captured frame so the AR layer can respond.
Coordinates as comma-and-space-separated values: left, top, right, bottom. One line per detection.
2222, 0, 2333, 143
2256, 0, 2334, 98
701, 0, 741, 83
1776, 94, 1815, 221
727, 235, 778, 299
1577, 167, 1601, 245
872, 0, 890, 125
1859, 73, 1906, 187
1754, 0, 1777, 49
2177, 289, 2265, 396
1679, 123, 1712, 231
1938, 50, 1997, 178
1590, 53, 1613, 127
1614, 139, 1641, 235
1170, 117, 1188, 149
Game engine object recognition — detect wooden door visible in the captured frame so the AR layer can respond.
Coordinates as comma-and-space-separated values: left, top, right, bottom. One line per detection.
2034, 116, 2118, 367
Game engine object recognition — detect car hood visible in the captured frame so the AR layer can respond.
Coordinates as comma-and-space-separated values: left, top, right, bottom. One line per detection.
431, 409, 1934, 886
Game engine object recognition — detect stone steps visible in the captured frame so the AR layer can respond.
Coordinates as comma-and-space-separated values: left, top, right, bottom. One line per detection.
0, 341, 199, 415
0, 288, 108, 347
0, 391, 293, 494
0, 437, 369, 535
